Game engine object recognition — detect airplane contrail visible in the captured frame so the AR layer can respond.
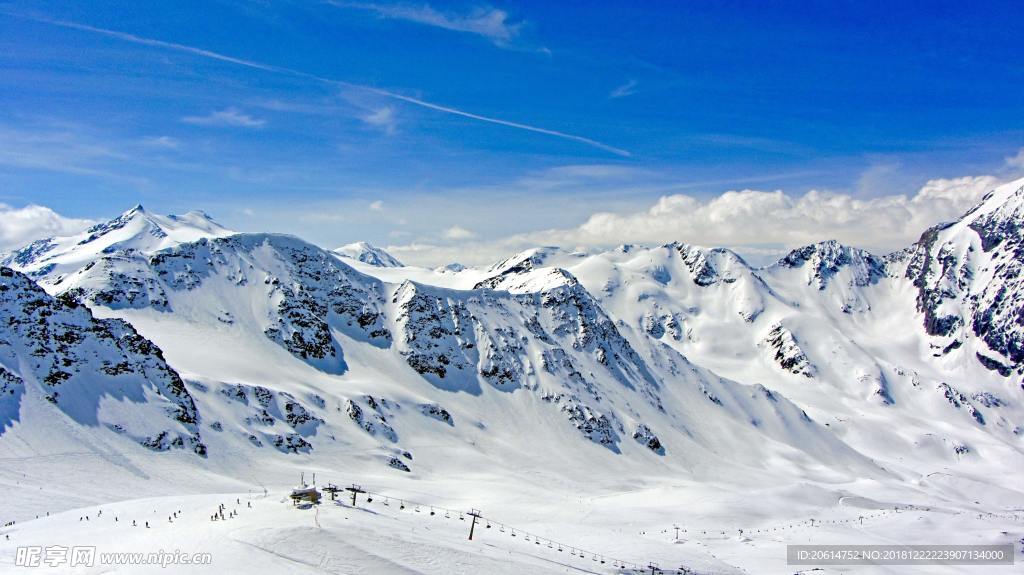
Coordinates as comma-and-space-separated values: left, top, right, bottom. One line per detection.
24, 16, 631, 157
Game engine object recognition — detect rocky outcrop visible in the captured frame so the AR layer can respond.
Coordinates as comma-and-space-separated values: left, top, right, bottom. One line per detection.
763, 323, 815, 378
0, 267, 204, 454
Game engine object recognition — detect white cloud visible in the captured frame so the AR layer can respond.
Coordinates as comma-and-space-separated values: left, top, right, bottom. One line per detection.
360, 106, 398, 134
443, 225, 475, 240
369, 200, 385, 211
0, 204, 96, 252
182, 108, 265, 128
333, 2, 522, 44
385, 174, 1007, 267
609, 79, 637, 99
529, 175, 1001, 252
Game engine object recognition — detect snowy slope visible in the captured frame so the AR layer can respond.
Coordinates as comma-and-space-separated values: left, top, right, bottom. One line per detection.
0, 267, 203, 455
2, 181, 1024, 573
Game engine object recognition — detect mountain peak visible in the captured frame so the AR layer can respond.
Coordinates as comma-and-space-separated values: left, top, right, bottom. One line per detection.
333, 241, 403, 267
774, 240, 885, 289
3, 206, 235, 283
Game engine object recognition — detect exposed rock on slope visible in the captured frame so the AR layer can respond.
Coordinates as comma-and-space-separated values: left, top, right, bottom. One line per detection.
0, 267, 204, 454
900, 181, 1024, 372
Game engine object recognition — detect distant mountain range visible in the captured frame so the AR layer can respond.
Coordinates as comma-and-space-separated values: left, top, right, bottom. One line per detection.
1, 178, 1022, 496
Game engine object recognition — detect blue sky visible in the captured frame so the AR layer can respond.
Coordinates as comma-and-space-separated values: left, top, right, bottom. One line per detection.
1, 1, 1023, 265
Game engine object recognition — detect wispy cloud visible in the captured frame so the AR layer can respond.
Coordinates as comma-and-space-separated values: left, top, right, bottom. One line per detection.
443, 225, 475, 240
330, 2, 521, 44
0, 123, 152, 187
609, 79, 637, 99
360, 106, 398, 134
369, 200, 385, 211
142, 135, 181, 149
23, 15, 627, 156
182, 108, 266, 128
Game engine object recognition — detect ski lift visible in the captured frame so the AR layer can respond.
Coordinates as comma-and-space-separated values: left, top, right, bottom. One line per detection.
486, 521, 491, 529
459, 513, 465, 521
366, 495, 373, 503
415, 506, 421, 513
524, 534, 530, 542
400, 501, 405, 510
511, 529, 517, 537
430, 507, 435, 516
383, 497, 390, 506
444, 511, 450, 519
499, 525, 505, 533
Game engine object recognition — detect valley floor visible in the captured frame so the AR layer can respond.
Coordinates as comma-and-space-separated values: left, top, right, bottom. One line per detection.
1, 468, 1022, 574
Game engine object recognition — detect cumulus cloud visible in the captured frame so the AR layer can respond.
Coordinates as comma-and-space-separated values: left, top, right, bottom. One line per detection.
525, 175, 1000, 252
332, 2, 522, 44
386, 174, 1009, 268
182, 108, 265, 128
0, 204, 96, 252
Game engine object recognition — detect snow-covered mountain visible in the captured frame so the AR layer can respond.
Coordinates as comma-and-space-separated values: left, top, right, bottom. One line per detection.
0, 267, 204, 455
334, 241, 404, 267
2, 204, 234, 286
1, 181, 1023, 574
895, 181, 1024, 375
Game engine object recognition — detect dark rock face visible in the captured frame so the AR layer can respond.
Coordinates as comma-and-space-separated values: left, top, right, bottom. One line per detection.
966, 190, 1024, 366
394, 275, 660, 404
778, 240, 887, 290
420, 403, 454, 425
60, 234, 391, 374
3, 238, 58, 269
388, 457, 411, 472
903, 223, 969, 337
676, 244, 748, 287
632, 424, 664, 454
345, 397, 397, 442
542, 393, 620, 449
936, 383, 985, 425
561, 401, 618, 448
763, 323, 815, 378
0, 267, 204, 455
902, 185, 1024, 370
